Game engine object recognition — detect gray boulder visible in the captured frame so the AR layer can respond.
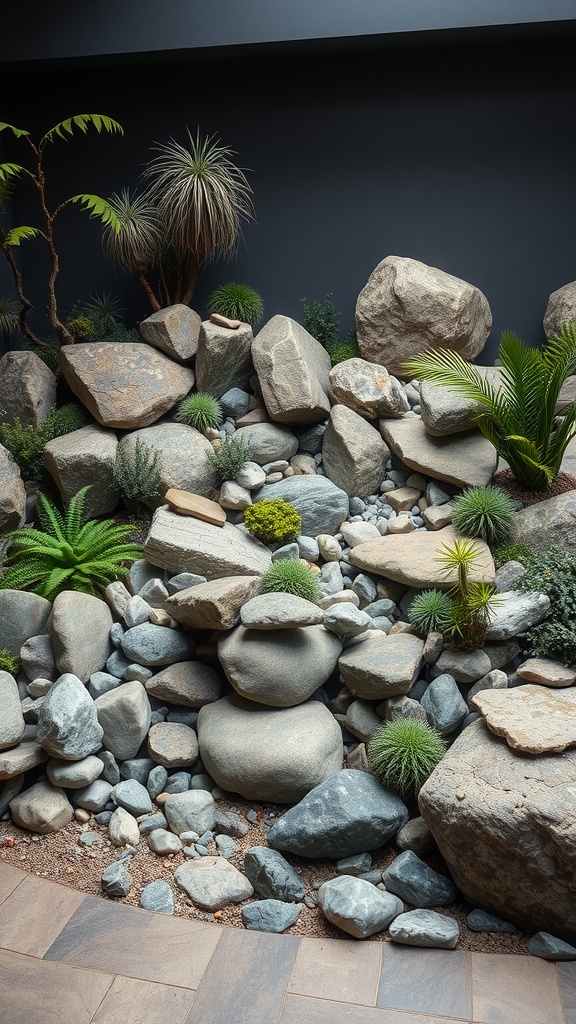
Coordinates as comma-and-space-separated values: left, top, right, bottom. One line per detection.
174, 857, 253, 911
139, 303, 201, 362
241, 899, 302, 933
47, 755, 104, 789
382, 850, 457, 906
0, 590, 51, 657
37, 673, 104, 759
0, 672, 25, 750
251, 314, 332, 424
121, 622, 196, 666
145, 661, 222, 707
164, 789, 215, 836
94, 680, 151, 760
144, 507, 271, 579
380, 415, 498, 488
233, 422, 298, 464
195, 319, 253, 396
20, 634, 56, 682
244, 846, 306, 902
0, 444, 26, 531
117, 422, 218, 501
388, 909, 459, 948
339, 633, 424, 700
543, 280, 576, 338
49, 591, 112, 682
253, 475, 349, 536
510, 490, 576, 555
147, 722, 198, 768
140, 879, 174, 914
318, 875, 403, 938
328, 357, 408, 419
421, 674, 468, 735
322, 405, 390, 497
240, 593, 323, 630
527, 931, 576, 960
0, 350, 56, 427
44, 425, 119, 518
484, 591, 551, 641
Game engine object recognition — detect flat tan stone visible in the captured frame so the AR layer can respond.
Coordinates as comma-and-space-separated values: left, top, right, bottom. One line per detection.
339, 632, 424, 700
164, 488, 226, 526
209, 313, 241, 329
471, 684, 576, 754
144, 507, 271, 580
516, 658, 576, 687
380, 414, 498, 487
166, 576, 261, 630
386, 487, 421, 512
0, 742, 48, 779
350, 525, 494, 588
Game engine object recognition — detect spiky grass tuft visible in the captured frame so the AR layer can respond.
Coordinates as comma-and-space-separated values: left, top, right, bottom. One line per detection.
408, 589, 454, 636
259, 558, 321, 603
451, 485, 516, 545
368, 719, 446, 797
175, 392, 223, 432
208, 282, 263, 325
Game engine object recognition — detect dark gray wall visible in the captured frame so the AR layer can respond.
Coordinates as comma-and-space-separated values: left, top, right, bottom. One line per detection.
1, 29, 575, 362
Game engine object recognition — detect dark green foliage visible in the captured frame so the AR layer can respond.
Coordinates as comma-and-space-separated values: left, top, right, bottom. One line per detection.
436, 539, 500, 650
368, 719, 446, 798
66, 295, 139, 343
451, 485, 516, 545
408, 589, 455, 636
0, 403, 87, 481
526, 621, 576, 666
493, 541, 535, 570
113, 438, 163, 513
208, 282, 264, 325
0, 295, 21, 342
244, 498, 302, 544
328, 332, 360, 366
17, 334, 62, 371
0, 486, 142, 600
259, 558, 321, 603
66, 313, 95, 341
518, 546, 576, 665
207, 432, 254, 483
0, 648, 20, 675
175, 392, 223, 432
301, 293, 341, 349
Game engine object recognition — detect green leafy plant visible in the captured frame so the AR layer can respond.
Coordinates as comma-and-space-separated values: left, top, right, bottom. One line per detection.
0, 486, 142, 599
0, 295, 21, 342
0, 403, 87, 481
328, 332, 360, 366
259, 558, 321, 602
0, 648, 20, 675
451, 485, 516, 545
517, 546, 576, 665
436, 539, 500, 650
113, 438, 163, 513
66, 314, 95, 342
208, 282, 263, 325
104, 130, 255, 309
82, 290, 126, 328
526, 621, 576, 666
175, 392, 223, 432
0, 115, 124, 347
301, 293, 340, 348
17, 334, 62, 371
402, 323, 576, 491
367, 719, 446, 798
493, 541, 535, 570
244, 498, 302, 544
207, 432, 254, 483
408, 589, 455, 636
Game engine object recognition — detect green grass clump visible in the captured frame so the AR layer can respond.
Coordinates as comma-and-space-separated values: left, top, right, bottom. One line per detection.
0, 649, 20, 675
207, 432, 254, 484
113, 438, 163, 513
0, 486, 142, 600
451, 485, 516, 545
175, 392, 223, 432
408, 589, 455, 636
244, 498, 302, 544
0, 403, 87, 481
368, 719, 446, 798
493, 541, 535, 570
208, 282, 264, 325
259, 558, 321, 603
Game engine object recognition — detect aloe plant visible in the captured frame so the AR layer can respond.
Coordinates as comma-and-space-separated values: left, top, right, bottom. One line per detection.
0, 486, 141, 599
402, 323, 576, 491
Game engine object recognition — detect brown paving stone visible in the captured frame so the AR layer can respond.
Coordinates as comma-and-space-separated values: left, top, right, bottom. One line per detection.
471, 952, 563, 1024
377, 944, 472, 1020
44, 894, 220, 988
187, 927, 299, 1024
558, 962, 576, 1024
281, 995, 470, 1024
91, 975, 196, 1024
0, 874, 85, 956
0, 862, 27, 904
0, 947, 113, 1024
289, 935, 382, 1006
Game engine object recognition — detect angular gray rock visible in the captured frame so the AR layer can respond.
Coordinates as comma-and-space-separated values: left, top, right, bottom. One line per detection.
323, 604, 372, 639
484, 590, 551, 641
240, 592, 323, 630
0, 444, 26, 531
267, 768, 408, 858
94, 680, 151, 760
10, 779, 73, 834
241, 899, 302, 933
431, 649, 491, 683
253, 475, 349, 536
20, 634, 56, 682
419, 367, 502, 437
339, 633, 424, 700
0, 350, 56, 427
328, 357, 408, 419
198, 695, 343, 803
49, 591, 113, 683
218, 624, 342, 707
380, 414, 498, 488
244, 847, 306, 902
543, 280, 576, 338
510, 490, 576, 555
355, 255, 491, 376
139, 303, 201, 362
388, 909, 459, 948
0, 672, 25, 750
195, 319, 253, 396
101, 861, 132, 897
117, 422, 218, 500
421, 674, 468, 735
318, 876, 403, 938
527, 931, 576, 960
251, 314, 332, 424
44, 425, 119, 517
0, 590, 51, 657
37, 673, 104, 759
419, 718, 576, 941
382, 850, 457, 906
0, 741, 48, 780
144, 507, 271, 579
164, 789, 215, 836
467, 909, 518, 934
165, 576, 260, 631
174, 857, 253, 910
322, 405, 389, 497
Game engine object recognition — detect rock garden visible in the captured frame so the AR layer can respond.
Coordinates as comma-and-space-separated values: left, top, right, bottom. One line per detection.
1, 252, 576, 961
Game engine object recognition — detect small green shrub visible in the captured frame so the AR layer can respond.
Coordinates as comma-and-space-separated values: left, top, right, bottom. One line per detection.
50, 403, 88, 437
368, 719, 446, 798
0, 648, 20, 675
175, 392, 223, 432
301, 293, 340, 348
244, 498, 302, 544
18, 335, 62, 372
408, 589, 455, 636
436, 539, 500, 650
452, 485, 516, 545
66, 314, 95, 341
517, 546, 576, 665
328, 334, 360, 366
208, 282, 264, 325
493, 541, 535, 570
0, 403, 87, 481
113, 438, 163, 513
526, 620, 576, 666
259, 558, 321, 602
207, 432, 254, 484
0, 486, 142, 599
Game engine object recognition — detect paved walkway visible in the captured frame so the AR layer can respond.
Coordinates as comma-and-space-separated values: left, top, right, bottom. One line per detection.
0, 861, 574, 1024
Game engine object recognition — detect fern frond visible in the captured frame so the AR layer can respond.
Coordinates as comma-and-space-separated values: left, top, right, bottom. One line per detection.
0, 122, 30, 139
36, 491, 67, 542
41, 114, 123, 146
67, 194, 123, 232
0, 162, 28, 185
2, 225, 45, 247
62, 486, 90, 545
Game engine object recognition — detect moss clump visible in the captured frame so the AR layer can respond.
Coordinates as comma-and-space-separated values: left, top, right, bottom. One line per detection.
259, 558, 321, 603
368, 719, 446, 798
244, 498, 301, 544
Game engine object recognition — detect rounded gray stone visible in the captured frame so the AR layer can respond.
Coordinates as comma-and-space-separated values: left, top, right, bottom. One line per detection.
147, 722, 199, 768
47, 755, 104, 789
111, 779, 153, 816
234, 423, 298, 464
164, 790, 215, 836
323, 603, 372, 639
49, 591, 113, 683
148, 828, 183, 854
139, 879, 174, 915
74, 779, 114, 813
145, 661, 222, 708
240, 593, 324, 630
421, 673, 468, 736
318, 875, 403, 938
0, 590, 51, 657
388, 909, 460, 948
118, 422, 218, 500
174, 856, 253, 911
94, 680, 151, 760
0, 671, 25, 750
244, 846, 306, 901
253, 474, 349, 536
9, 779, 73, 834
121, 623, 196, 667
241, 899, 303, 933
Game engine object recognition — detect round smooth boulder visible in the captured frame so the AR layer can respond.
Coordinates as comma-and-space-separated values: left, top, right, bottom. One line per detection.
197, 694, 343, 803
9, 780, 73, 834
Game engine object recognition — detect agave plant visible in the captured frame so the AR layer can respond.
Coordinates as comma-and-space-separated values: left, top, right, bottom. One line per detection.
0, 487, 142, 600
402, 323, 576, 491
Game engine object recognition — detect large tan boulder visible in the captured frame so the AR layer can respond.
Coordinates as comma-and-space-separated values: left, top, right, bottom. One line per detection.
322, 405, 389, 497
10, 779, 73, 834
328, 357, 408, 419
44, 425, 118, 517
166, 576, 261, 630
471, 684, 576, 755
356, 256, 491, 376
59, 342, 194, 428
195, 319, 253, 397
0, 350, 56, 427
350, 525, 494, 588
251, 314, 332, 424
543, 280, 576, 338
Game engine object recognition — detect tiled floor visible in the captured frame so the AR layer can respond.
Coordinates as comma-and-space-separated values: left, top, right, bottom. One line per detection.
0, 861, 574, 1024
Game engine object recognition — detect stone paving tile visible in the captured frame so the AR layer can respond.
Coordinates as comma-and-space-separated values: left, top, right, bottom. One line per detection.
377, 943, 472, 1020
288, 935, 382, 1006
187, 927, 299, 1024
281, 994, 471, 1024
0, 947, 113, 1024
44, 894, 220, 988
0, 874, 85, 956
557, 962, 576, 1024
471, 952, 564, 1024
90, 975, 196, 1024
0, 862, 26, 905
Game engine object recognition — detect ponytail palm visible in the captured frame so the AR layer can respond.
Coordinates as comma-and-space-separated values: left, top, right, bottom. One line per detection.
403, 322, 576, 491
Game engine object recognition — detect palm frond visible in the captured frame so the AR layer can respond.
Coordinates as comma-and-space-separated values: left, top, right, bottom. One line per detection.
68, 194, 123, 232
2, 225, 46, 247
0, 122, 30, 139
41, 114, 123, 146
401, 349, 500, 411
0, 162, 27, 185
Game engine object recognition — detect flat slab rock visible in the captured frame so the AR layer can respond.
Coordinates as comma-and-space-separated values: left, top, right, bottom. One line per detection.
350, 525, 494, 588
144, 506, 271, 579
380, 414, 497, 488
164, 488, 226, 526
471, 684, 576, 754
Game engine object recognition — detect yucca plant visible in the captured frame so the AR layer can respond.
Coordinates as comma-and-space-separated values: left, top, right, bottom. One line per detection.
0, 486, 142, 599
402, 323, 576, 491
0, 114, 124, 346
436, 539, 500, 650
